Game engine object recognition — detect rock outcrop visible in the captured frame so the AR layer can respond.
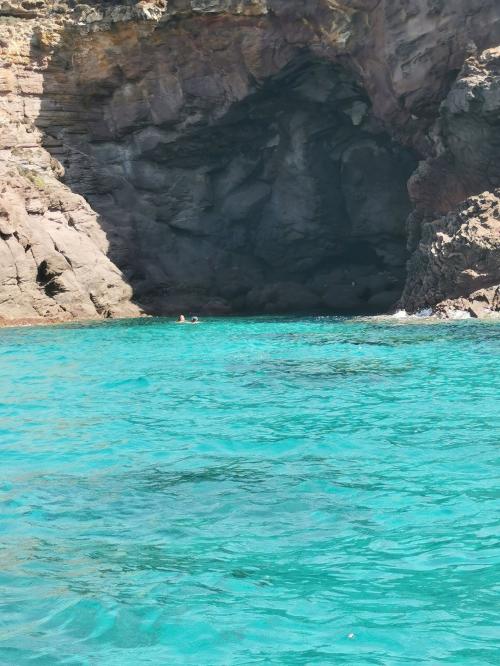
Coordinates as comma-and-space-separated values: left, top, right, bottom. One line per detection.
0, 1, 140, 324
1, 0, 500, 323
0, 171, 139, 323
405, 46, 500, 315
402, 191, 500, 318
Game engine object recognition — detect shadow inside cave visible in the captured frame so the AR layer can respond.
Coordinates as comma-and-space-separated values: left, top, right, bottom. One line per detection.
33, 14, 417, 317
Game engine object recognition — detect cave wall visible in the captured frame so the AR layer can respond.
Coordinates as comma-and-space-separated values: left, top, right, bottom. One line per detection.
1, 0, 500, 322
45, 53, 415, 313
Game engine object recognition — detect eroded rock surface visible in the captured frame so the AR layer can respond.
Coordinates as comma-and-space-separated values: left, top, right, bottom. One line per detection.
402, 191, 500, 318
0, 4, 140, 324
1, 0, 500, 322
0, 170, 138, 323
406, 47, 500, 314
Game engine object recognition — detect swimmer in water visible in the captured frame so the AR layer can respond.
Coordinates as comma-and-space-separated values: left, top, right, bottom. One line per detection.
176, 314, 186, 324
191, 316, 200, 324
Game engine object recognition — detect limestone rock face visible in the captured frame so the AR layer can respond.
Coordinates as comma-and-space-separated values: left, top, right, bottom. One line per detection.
0, 0, 500, 322
0, 4, 141, 324
405, 47, 500, 314
402, 191, 500, 317
0, 172, 139, 323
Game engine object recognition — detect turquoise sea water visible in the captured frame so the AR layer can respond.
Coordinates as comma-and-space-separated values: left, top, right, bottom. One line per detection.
0, 316, 499, 665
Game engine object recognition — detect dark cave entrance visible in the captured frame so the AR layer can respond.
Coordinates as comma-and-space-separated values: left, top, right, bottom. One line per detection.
47, 56, 417, 315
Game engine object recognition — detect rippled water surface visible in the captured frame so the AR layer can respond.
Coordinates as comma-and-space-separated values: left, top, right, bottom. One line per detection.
0, 316, 499, 665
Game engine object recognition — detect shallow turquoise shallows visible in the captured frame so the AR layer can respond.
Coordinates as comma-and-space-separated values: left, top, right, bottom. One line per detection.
0, 317, 499, 665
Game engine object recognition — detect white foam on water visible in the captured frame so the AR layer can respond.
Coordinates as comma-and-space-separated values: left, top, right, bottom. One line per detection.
415, 308, 433, 318
448, 309, 472, 320
391, 308, 435, 320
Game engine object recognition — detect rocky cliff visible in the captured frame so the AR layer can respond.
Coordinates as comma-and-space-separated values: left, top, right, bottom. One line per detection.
1, 0, 499, 323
